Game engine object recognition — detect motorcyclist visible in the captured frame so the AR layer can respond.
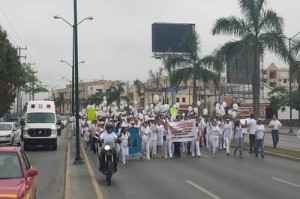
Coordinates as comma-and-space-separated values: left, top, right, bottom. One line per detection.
99, 122, 119, 172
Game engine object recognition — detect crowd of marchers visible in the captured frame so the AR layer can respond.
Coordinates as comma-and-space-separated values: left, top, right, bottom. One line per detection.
69, 112, 282, 167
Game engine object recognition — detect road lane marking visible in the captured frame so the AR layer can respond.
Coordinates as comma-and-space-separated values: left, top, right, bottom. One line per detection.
81, 145, 104, 199
186, 180, 221, 199
64, 143, 71, 199
272, 177, 300, 188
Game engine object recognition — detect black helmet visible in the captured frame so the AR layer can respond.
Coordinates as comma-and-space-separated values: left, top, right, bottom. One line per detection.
106, 122, 114, 131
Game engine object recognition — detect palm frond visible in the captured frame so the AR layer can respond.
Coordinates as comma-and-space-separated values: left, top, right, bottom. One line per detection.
259, 10, 284, 33
212, 16, 249, 37
170, 68, 193, 87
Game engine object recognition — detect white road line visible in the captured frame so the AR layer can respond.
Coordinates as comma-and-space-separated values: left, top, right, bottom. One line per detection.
271, 177, 300, 189
186, 180, 221, 199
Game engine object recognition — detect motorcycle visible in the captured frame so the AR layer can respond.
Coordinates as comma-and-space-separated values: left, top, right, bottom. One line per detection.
100, 141, 118, 185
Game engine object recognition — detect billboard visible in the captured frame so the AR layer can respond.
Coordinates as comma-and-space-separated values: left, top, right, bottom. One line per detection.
152, 23, 195, 53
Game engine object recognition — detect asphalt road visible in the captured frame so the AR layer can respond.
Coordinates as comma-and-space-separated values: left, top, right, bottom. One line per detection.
86, 147, 300, 199
24, 129, 67, 199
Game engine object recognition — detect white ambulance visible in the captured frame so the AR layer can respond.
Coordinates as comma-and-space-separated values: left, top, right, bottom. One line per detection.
23, 101, 58, 150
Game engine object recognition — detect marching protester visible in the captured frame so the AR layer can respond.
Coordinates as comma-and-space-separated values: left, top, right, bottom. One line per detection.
223, 118, 233, 156
190, 122, 202, 158
210, 118, 220, 158
247, 114, 257, 154
163, 121, 173, 159
233, 120, 247, 158
82, 122, 90, 150
149, 119, 158, 159
139, 121, 152, 160
269, 114, 282, 149
255, 118, 265, 158
118, 123, 131, 165
156, 120, 165, 158
218, 117, 225, 150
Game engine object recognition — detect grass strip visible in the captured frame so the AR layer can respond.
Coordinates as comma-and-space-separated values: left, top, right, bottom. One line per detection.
242, 142, 300, 159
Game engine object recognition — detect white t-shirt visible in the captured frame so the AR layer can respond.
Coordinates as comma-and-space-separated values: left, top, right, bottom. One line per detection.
269, 120, 282, 130
100, 131, 117, 145
255, 124, 265, 140
119, 132, 130, 146
211, 126, 220, 137
224, 122, 233, 138
248, 118, 257, 134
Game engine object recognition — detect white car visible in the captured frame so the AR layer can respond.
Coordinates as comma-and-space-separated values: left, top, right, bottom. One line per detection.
0, 122, 22, 146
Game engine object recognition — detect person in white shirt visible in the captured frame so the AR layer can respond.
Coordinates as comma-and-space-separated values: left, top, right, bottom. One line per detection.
247, 114, 257, 154
149, 120, 158, 159
191, 122, 202, 158
268, 114, 282, 149
139, 121, 152, 160
210, 119, 220, 158
163, 122, 173, 159
118, 124, 131, 165
233, 120, 247, 158
99, 122, 118, 172
156, 120, 165, 158
255, 118, 265, 158
205, 118, 212, 151
218, 117, 225, 150
223, 118, 233, 155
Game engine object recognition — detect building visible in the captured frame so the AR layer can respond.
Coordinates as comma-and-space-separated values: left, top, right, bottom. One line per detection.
53, 80, 132, 115
262, 63, 298, 89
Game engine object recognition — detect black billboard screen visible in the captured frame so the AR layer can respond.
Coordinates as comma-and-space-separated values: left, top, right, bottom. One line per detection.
152, 23, 195, 53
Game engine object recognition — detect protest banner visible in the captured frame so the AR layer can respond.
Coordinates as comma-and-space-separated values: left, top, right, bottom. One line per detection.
169, 119, 196, 142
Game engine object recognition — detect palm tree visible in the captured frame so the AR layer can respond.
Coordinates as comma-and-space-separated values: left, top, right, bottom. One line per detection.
133, 79, 145, 107
148, 67, 164, 103
106, 82, 129, 106
87, 89, 104, 106
212, 0, 287, 118
291, 37, 300, 123
169, 30, 218, 107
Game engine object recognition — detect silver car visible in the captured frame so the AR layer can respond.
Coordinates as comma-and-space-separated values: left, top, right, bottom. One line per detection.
0, 122, 22, 146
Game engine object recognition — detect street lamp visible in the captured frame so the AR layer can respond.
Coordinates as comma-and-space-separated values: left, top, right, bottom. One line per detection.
61, 60, 85, 116
54, 7, 93, 163
288, 32, 300, 133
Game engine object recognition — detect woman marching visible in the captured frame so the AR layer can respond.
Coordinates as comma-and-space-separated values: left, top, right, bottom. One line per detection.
210, 118, 220, 158
233, 120, 247, 158
118, 122, 131, 165
255, 118, 265, 158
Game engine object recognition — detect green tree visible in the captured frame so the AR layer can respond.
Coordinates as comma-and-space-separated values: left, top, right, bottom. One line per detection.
133, 79, 145, 107
169, 30, 218, 107
87, 89, 104, 106
212, 0, 287, 119
106, 82, 129, 106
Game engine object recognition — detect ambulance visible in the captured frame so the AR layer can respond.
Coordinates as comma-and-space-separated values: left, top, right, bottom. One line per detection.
23, 101, 58, 151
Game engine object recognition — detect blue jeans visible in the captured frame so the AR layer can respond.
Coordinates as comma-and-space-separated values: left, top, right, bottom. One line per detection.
234, 138, 243, 156
271, 130, 279, 148
255, 139, 264, 157
249, 134, 256, 152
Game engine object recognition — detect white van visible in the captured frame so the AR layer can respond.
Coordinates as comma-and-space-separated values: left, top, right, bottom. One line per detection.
23, 101, 58, 150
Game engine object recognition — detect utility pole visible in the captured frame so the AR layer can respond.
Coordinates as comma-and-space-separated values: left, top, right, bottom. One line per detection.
16, 46, 27, 116
27, 63, 37, 101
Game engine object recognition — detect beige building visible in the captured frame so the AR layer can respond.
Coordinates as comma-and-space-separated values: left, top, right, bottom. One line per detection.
53, 80, 133, 115
262, 63, 298, 89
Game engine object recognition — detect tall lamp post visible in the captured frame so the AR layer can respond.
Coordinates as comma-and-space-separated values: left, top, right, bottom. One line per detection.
61, 60, 85, 116
288, 32, 300, 133
54, 5, 93, 163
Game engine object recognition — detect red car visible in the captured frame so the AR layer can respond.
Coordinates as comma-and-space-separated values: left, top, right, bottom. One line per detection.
0, 147, 38, 199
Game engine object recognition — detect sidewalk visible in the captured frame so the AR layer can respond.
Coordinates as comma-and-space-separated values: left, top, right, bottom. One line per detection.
65, 127, 102, 199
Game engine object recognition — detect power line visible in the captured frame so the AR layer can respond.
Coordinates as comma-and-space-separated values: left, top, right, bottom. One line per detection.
0, 6, 27, 47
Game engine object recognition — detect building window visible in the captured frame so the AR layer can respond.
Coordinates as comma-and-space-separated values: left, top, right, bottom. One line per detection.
283, 79, 287, 84
182, 97, 186, 103
270, 82, 276, 87
176, 97, 180, 103
263, 71, 267, 75
269, 71, 276, 79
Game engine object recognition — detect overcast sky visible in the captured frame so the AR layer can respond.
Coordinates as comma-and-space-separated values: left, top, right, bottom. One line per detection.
1, 0, 300, 99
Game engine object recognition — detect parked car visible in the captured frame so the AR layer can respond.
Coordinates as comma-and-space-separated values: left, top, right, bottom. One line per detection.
0, 147, 38, 199
0, 122, 22, 146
